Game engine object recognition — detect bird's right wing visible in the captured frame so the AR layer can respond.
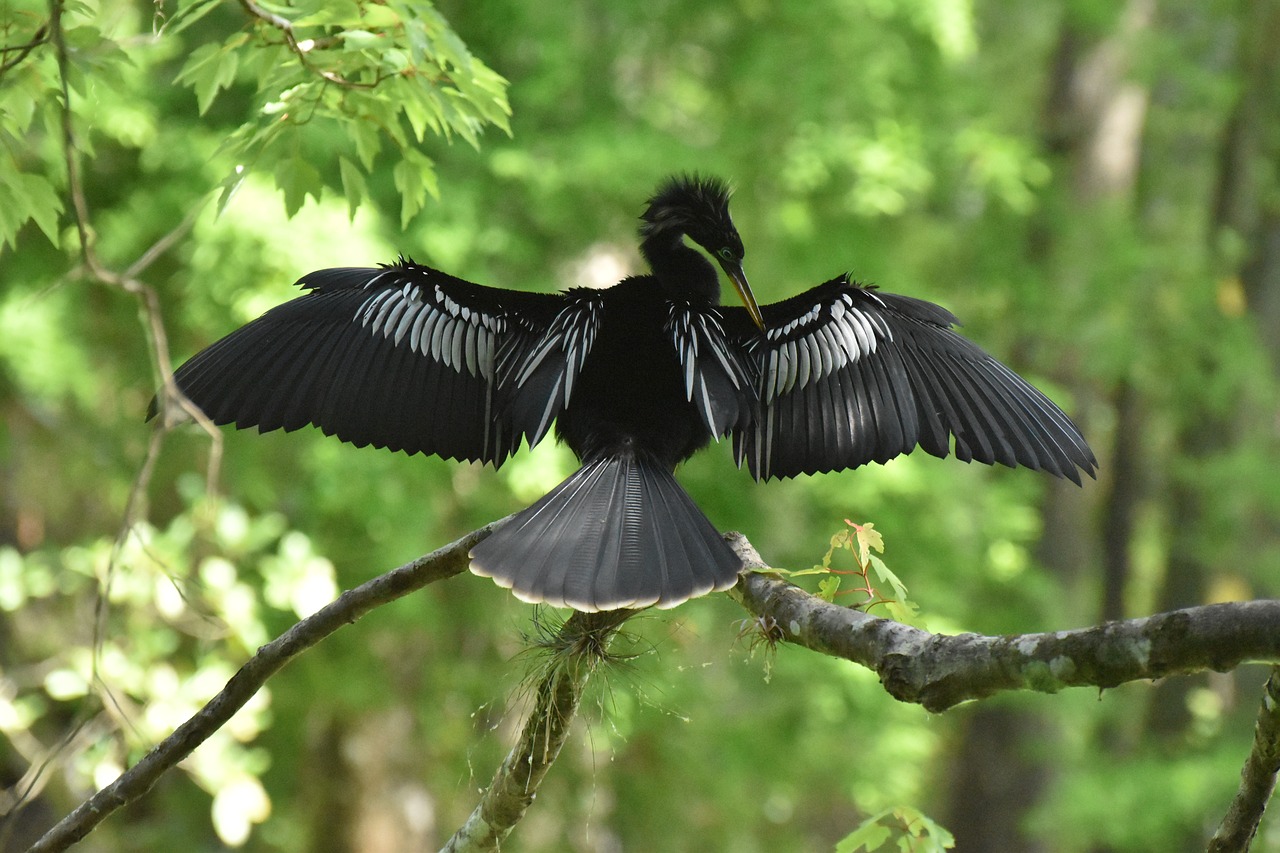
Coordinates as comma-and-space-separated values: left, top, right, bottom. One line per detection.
723, 276, 1097, 483
665, 301, 758, 438
160, 258, 598, 467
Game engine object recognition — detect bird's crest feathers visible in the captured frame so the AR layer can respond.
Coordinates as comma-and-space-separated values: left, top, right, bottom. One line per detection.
640, 174, 736, 247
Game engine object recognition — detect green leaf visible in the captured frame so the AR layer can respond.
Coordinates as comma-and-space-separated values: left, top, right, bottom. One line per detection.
175, 39, 242, 115
0, 169, 64, 250
835, 807, 954, 853
835, 819, 892, 852
377, 47, 411, 74
292, 0, 390, 28
850, 520, 884, 564
18, 174, 63, 246
403, 85, 443, 143
339, 29, 385, 52
392, 148, 438, 228
908, 809, 956, 850
818, 527, 848, 570
868, 555, 909, 602
159, 0, 224, 38
338, 156, 368, 220
274, 157, 322, 218
817, 576, 842, 602
883, 599, 922, 624
347, 117, 383, 170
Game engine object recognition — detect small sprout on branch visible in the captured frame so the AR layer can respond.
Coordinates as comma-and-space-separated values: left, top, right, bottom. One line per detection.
771, 520, 924, 626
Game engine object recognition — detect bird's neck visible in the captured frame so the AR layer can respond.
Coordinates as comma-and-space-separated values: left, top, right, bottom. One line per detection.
640, 233, 721, 305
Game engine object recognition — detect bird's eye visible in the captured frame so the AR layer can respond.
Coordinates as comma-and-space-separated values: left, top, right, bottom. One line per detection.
717, 247, 736, 261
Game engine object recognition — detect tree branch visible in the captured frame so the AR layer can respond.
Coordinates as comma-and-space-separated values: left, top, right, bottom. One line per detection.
442, 610, 632, 852
27, 519, 505, 853
726, 534, 1280, 713
49, 0, 222, 495
29, 529, 1280, 851
1209, 667, 1280, 852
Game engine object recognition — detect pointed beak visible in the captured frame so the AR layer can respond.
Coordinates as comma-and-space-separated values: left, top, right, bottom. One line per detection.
722, 260, 765, 331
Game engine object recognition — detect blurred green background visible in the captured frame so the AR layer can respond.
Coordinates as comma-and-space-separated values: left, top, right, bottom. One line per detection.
3, 0, 1280, 850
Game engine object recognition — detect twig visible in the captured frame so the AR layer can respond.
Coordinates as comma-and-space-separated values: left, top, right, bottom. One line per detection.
726, 534, 1280, 713
442, 610, 633, 853
0, 714, 107, 851
0, 23, 48, 77
1208, 667, 1280, 852
237, 0, 384, 90
47, 0, 225, 754
26, 518, 507, 853
124, 198, 210, 280
48, 0, 216, 458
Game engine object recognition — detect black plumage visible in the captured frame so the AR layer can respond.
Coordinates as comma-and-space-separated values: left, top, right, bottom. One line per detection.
157, 175, 1096, 611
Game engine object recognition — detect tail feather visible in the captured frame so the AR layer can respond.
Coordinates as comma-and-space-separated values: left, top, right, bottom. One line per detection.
470, 454, 743, 611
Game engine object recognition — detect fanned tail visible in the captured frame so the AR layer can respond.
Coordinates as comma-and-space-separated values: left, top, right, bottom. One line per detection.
469, 453, 743, 611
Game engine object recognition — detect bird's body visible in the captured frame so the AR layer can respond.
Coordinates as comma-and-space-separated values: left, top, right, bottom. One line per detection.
555, 277, 713, 466
159, 175, 1096, 611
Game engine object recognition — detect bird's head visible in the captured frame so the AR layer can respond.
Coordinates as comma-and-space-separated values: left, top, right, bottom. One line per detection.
640, 175, 765, 330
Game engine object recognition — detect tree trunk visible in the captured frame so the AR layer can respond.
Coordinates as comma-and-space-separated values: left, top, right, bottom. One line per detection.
943, 4, 1152, 848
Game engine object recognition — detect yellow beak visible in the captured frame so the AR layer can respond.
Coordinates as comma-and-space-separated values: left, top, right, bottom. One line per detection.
722, 261, 765, 331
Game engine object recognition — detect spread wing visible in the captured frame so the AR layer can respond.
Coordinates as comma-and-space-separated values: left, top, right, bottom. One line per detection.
159, 258, 601, 467
723, 276, 1098, 483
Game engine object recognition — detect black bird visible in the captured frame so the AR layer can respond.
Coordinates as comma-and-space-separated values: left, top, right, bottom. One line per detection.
158, 175, 1096, 611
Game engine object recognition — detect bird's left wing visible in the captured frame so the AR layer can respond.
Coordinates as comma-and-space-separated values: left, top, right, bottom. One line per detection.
160, 258, 576, 467
496, 288, 607, 449
723, 276, 1098, 483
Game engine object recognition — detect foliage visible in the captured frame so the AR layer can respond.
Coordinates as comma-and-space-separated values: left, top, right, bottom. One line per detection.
0, 486, 337, 846
0, 0, 510, 253
775, 519, 923, 625
835, 805, 955, 853
172, 0, 509, 225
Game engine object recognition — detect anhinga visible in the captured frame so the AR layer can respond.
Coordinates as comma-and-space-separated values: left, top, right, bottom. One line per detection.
159, 175, 1096, 612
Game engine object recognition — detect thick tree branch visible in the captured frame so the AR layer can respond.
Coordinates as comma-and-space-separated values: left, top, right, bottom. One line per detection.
442, 610, 632, 852
27, 520, 505, 853
726, 534, 1280, 713
1209, 667, 1280, 852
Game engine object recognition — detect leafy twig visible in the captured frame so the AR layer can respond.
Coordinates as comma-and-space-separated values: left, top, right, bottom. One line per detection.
48, 0, 225, 759
770, 520, 920, 622
0, 22, 48, 77
726, 533, 1280, 712
237, 0, 384, 90
48, 0, 219, 468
